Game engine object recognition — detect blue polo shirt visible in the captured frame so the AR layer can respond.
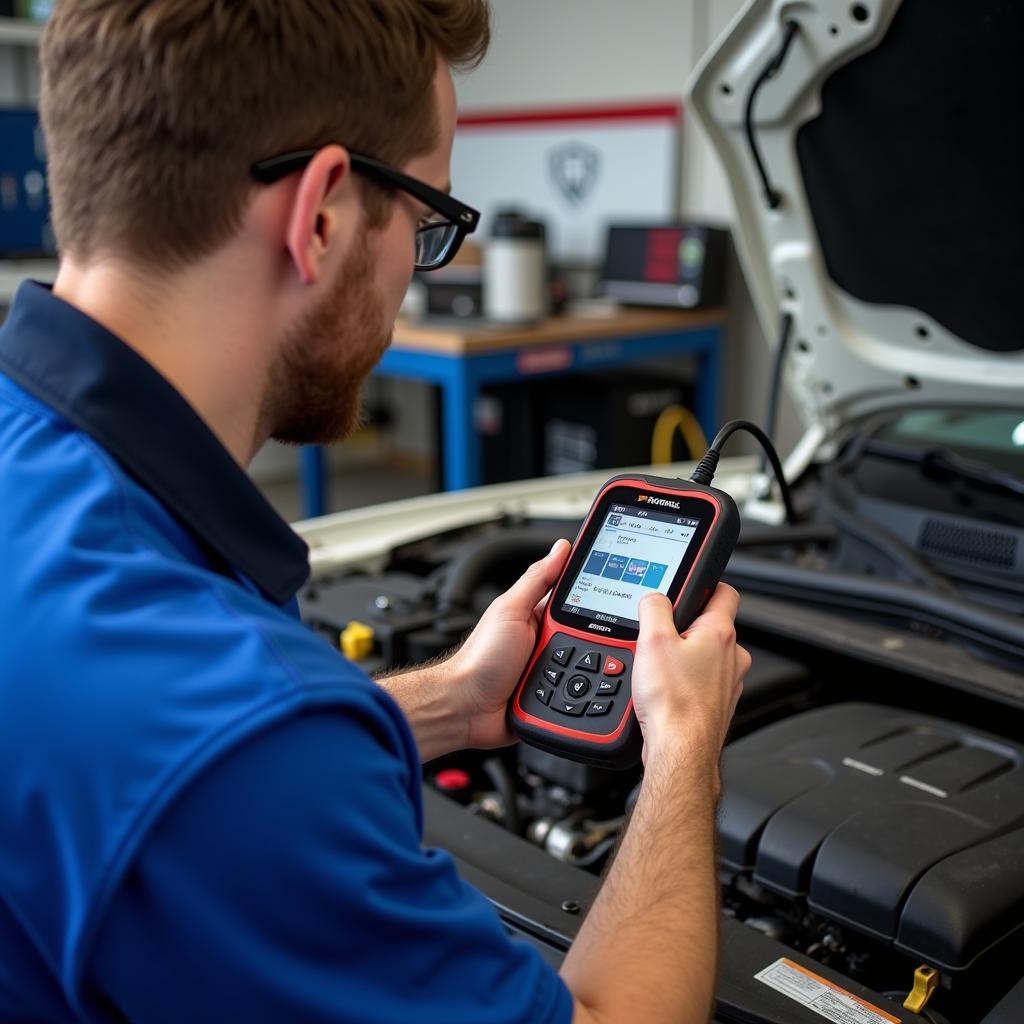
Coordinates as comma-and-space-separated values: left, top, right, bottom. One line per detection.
0, 283, 572, 1024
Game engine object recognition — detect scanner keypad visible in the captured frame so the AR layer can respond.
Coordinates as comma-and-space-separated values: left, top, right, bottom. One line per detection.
521, 633, 633, 734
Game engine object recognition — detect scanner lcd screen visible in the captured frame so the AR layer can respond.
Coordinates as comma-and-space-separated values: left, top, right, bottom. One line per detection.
560, 503, 700, 631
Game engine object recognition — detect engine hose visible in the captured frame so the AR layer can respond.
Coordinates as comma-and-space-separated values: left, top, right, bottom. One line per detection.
725, 553, 1024, 664
736, 523, 839, 548
481, 757, 521, 833
760, 312, 794, 480
571, 836, 618, 868
437, 528, 570, 614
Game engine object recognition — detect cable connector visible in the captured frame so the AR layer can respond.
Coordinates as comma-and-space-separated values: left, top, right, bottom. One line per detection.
687, 418, 797, 524
689, 448, 721, 487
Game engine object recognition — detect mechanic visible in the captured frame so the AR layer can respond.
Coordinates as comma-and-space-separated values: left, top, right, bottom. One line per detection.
0, 2, 750, 1022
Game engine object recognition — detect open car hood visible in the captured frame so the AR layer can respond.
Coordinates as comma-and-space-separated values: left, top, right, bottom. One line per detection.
687, 0, 1023, 449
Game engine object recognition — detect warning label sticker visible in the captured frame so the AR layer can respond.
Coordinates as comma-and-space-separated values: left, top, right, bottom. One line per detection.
755, 958, 901, 1024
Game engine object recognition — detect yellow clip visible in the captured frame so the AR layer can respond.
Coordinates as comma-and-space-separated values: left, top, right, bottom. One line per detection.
903, 964, 939, 1014
340, 621, 375, 660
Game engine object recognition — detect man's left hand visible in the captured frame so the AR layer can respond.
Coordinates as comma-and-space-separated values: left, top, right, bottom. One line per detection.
448, 538, 570, 750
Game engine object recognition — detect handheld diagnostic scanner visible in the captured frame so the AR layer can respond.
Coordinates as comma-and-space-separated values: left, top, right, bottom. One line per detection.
508, 473, 741, 769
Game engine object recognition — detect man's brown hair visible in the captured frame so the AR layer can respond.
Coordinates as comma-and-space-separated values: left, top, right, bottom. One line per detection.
39, 0, 490, 270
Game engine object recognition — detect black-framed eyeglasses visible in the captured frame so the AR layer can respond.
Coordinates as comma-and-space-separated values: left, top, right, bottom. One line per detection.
250, 149, 479, 272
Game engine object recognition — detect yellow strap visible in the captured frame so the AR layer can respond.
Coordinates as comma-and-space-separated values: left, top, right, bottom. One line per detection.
651, 404, 708, 464
903, 965, 939, 1014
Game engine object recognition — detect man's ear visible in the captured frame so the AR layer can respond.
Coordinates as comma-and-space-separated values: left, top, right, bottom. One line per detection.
284, 145, 352, 286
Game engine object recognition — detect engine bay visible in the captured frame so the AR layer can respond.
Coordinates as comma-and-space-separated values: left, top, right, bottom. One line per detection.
298, 433, 1024, 1023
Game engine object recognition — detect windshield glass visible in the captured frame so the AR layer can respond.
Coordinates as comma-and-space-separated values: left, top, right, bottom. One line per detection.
879, 409, 1024, 476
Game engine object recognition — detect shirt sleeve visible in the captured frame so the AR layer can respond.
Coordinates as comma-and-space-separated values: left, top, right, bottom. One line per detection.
84, 708, 574, 1024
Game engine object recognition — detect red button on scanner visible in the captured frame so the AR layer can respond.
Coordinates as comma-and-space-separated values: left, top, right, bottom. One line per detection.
603, 656, 624, 676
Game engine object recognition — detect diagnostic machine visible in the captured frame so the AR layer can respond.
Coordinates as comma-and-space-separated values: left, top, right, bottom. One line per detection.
509, 471, 741, 768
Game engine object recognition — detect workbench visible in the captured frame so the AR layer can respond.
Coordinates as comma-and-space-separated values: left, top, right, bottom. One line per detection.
300, 307, 726, 518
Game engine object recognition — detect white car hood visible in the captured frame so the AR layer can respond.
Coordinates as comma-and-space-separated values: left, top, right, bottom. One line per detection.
687, 0, 1023, 447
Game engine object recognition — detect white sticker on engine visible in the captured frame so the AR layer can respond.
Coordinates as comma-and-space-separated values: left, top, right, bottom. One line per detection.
755, 957, 901, 1024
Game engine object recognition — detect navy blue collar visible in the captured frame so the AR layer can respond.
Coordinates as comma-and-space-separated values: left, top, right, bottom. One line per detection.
0, 281, 309, 605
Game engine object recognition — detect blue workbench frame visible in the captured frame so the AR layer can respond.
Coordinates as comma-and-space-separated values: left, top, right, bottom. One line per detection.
300, 321, 722, 518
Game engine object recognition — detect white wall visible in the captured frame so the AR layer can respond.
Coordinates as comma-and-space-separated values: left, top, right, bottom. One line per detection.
451, 0, 802, 454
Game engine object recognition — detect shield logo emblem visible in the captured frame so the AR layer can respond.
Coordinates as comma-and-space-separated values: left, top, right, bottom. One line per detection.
549, 142, 601, 206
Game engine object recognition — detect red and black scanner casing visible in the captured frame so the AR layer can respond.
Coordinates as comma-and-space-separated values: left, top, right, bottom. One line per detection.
508, 473, 740, 769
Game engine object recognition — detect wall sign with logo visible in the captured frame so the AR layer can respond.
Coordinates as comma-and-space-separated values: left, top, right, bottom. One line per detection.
452, 102, 681, 264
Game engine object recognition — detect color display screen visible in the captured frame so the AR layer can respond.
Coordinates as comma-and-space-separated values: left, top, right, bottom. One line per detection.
560, 503, 700, 630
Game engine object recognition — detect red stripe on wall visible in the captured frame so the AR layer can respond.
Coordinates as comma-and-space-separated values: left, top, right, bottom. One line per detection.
457, 100, 683, 129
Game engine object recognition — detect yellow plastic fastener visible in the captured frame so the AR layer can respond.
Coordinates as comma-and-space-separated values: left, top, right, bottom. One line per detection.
340, 621, 375, 660
903, 964, 939, 1014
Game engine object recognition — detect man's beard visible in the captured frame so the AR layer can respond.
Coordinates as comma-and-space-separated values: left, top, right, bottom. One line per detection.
261, 242, 392, 447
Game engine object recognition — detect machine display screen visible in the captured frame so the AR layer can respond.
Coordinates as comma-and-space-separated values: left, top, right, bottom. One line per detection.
559, 503, 701, 631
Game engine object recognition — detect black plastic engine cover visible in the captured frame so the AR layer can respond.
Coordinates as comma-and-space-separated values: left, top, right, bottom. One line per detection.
719, 703, 1024, 972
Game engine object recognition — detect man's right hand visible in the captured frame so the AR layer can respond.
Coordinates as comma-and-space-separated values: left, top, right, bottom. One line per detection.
563, 584, 750, 1024
631, 584, 750, 769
